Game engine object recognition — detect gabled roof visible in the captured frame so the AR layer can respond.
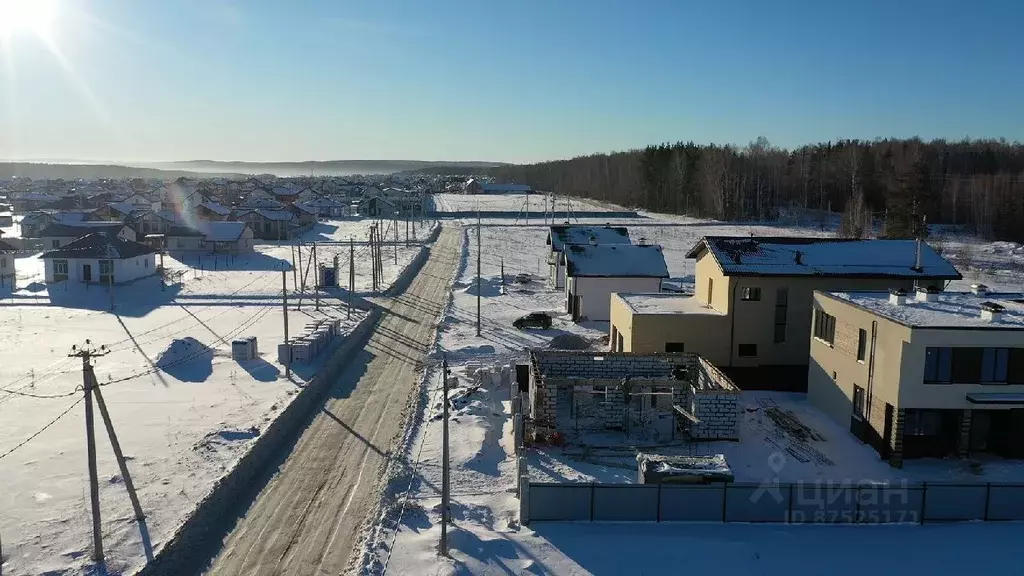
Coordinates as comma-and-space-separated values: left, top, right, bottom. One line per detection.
240, 197, 285, 210
547, 225, 631, 252
106, 201, 139, 216
0, 239, 17, 252
687, 236, 962, 280
165, 225, 205, 237
38, 222, 128, 238
203, 221, 249, 242
198, 201, 231, 216
563, 244, 669, 278
291, 202, 317, 215
255, 209, 295, 221
41, 233, 156, 259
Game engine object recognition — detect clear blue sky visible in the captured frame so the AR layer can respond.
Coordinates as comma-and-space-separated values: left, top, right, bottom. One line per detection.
0, 0, 1021, 163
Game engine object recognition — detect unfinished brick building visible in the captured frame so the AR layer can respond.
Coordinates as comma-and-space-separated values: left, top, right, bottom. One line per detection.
526, 350, 741, 442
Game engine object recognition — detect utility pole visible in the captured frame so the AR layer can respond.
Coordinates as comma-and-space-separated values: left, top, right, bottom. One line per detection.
313, 242, 320, 312
348, 237, 355, 319
291, 243, 299, 292
370, 225, 378, 292
405, 207, 410, 247
476, 207, 482, 337
69, 342, 109, 562
440, 355, 450, 556
500, 257, 505, 295
525, 192, 529, 225
282, 269, 290, 379
394, 212, 399, 265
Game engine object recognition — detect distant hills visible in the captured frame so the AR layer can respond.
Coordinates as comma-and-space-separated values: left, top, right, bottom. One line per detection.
0, 159, 509, 180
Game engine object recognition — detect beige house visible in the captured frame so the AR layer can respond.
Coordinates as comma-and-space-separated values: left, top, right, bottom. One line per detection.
808, 286, 1024, 467
608, 237, 961, 374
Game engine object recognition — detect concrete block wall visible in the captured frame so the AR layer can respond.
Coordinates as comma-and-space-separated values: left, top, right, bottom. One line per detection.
531, 350, 694, 380
690, 389, 740, 440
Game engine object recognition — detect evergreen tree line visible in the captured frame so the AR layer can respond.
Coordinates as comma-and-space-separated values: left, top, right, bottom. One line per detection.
487, 138, 1024, 242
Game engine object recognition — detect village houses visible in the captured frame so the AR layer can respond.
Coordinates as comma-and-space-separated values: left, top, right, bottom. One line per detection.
41, 232, 157, 284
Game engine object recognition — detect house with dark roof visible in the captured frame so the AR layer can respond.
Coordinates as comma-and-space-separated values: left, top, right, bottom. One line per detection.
608, 236, 962, 382
39, 222, 137, 250
546, 225, 631, 289
165, 222, 255, 253
196, 201, 231, 221
561, 243, 669, 322
41, 233, 157, 284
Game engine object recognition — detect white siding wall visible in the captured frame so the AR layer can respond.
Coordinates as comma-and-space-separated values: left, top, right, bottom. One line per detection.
567, 276, 663, 322
113, 254, 156, 283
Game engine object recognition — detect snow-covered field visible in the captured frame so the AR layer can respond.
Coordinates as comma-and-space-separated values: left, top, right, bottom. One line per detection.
0, 218, 428, 575
363, 195, 1024, 576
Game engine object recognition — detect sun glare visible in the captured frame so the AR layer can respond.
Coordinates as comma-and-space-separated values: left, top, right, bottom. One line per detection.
0, 0, 58, 38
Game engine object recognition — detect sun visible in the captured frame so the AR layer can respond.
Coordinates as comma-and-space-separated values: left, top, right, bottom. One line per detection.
0, 0, 58, 39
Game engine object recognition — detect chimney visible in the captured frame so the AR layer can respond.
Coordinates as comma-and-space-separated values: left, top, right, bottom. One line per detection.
970, 283, 989, 296
912, 237, 923, 272
794, 250, 803, 265
638, 237, 647, 246
981, 301, 1005, 322
588, 235, 597, 246
915, 285, 938, 302
889, 288, 907, 306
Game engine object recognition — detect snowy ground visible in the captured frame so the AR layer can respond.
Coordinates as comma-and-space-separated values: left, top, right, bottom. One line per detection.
0, 218, 427, 575
363, 196, 1024, 576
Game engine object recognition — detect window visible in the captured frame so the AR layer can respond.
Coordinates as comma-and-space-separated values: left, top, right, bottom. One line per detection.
981, 348, 1010, 383
924, 347, 953, 384
774, 288, 788, 343
857, 329, 867, 362
740, 287, 761, 301
0, 257, 5, 269
52, 240, 60, 248
852, 385, 865, 420
53, 259, 68, 281
952, 348, 984, 383
813, 309, 836, 345
738, 344, 757, 357
1010, 349, 1024, 385
665, 342, 685, 353
904, 410, 943, 436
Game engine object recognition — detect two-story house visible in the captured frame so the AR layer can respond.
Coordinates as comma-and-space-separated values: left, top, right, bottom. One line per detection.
608, 236, 961, 384
808, 286, 1024, 467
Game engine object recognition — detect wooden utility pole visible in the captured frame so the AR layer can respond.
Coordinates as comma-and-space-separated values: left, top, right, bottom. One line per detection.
291, 243, 299, 292
500, 257, 505, 295
369, 225, 378, 292
70, 343, 108, 562
440, 355, 450, 556
393, 213, 399, 265
476, 207, 482, 337
282, 269, 290, 378
313, 242, 320, 312
348, 237, 355, 319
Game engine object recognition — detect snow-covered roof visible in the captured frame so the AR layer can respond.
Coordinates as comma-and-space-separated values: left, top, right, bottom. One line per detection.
255, 209, 295, 221
0, 239, 16, 252
240, 197, 285, 210
303, 197, 344, 208
824, 291, 1024, 329
547, 225, 631, 252
106, 202, 139, 216
199, 201, 231, 216
563, 244, 668, 278
38, 222, 128, 237
41, 233, 155, 259
202, 221, 249, 242
14, 192, 58, 201
291, 202, 317, 215
688, 236, 961, 280
481, 183, 532, 193
616, 293, 725, 316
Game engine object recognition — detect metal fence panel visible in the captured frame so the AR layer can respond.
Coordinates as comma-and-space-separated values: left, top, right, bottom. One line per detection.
660, 485, 725, 521
985, 485, 1024, 521
593, 485, 658, 521
724, 484, 790, 522
857, 485, 925, 524
789, 484, 858, 523
529, 483, 592, 521
923, 484, 987, 521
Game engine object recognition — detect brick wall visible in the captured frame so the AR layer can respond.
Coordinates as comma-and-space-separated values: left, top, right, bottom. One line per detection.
690, 390, 740, 440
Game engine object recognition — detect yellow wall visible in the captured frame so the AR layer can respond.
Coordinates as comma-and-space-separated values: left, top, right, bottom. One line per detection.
694, 252, 731, 312
808, 292, 909, 435
609, 294, 731, 363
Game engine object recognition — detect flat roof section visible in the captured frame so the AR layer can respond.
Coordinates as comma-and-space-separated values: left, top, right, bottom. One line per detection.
826, 291, 1024, 329
617, 293, 726, 316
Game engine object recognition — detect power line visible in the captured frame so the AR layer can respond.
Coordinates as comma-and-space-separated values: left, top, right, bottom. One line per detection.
0, 396, 84, 461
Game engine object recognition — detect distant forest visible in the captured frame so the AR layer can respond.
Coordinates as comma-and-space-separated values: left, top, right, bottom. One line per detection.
488, 138, 1024, 242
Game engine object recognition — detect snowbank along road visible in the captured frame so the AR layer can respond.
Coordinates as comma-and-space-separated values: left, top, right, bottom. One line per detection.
203, 226, 462, 575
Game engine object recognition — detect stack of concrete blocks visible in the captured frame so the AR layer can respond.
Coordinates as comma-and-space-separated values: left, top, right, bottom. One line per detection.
689, 357, 741, 440
291, 317, 342, 364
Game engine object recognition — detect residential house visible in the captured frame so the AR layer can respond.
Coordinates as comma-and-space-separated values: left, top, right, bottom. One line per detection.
301, 197, 348, 218
239, 194, 286, 211
163, 226, 206, 251
39, 222, 136, 249
607, 237, 961, 374
41, 233, 157, 284
165, 222, 255, 253
196, 201, 231, 221
42, 196, 87, 211
290, 202, 318, 226
129, 210, 180, 236
562, 243, 669, 322
0, 212, 13, 227
0, 239, 15, 286
123, 192, 161, 212
357, 196, 397, 217
808, 286, 1024, 467
546, 225, 631, 289
236, 209, 296, 240
526, 350, 740, 441
463, 178, 483, 195
90, 202, 141, 222
11, 192, 59, 213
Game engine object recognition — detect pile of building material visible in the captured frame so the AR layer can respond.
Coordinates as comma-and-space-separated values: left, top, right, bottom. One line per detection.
636, 453, 734, 484
288, 318, 342, 364
231, 336, 259, 361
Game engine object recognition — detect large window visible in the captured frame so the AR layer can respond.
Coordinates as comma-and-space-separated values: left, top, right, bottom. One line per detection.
925, 347, 1024, 384
904, 409, 944, 436
53, 259, 68, 282
857, 329, 867, 362
774, 288, 788, 344
740, 287, 761, 301
813, 309, 836, 345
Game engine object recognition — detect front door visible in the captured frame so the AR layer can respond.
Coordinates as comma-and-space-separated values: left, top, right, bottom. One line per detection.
881, 403, 894, 458
82, 264, 92, 282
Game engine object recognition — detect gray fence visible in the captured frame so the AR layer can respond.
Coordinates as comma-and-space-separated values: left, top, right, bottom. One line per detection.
523, 481, 1024, 525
